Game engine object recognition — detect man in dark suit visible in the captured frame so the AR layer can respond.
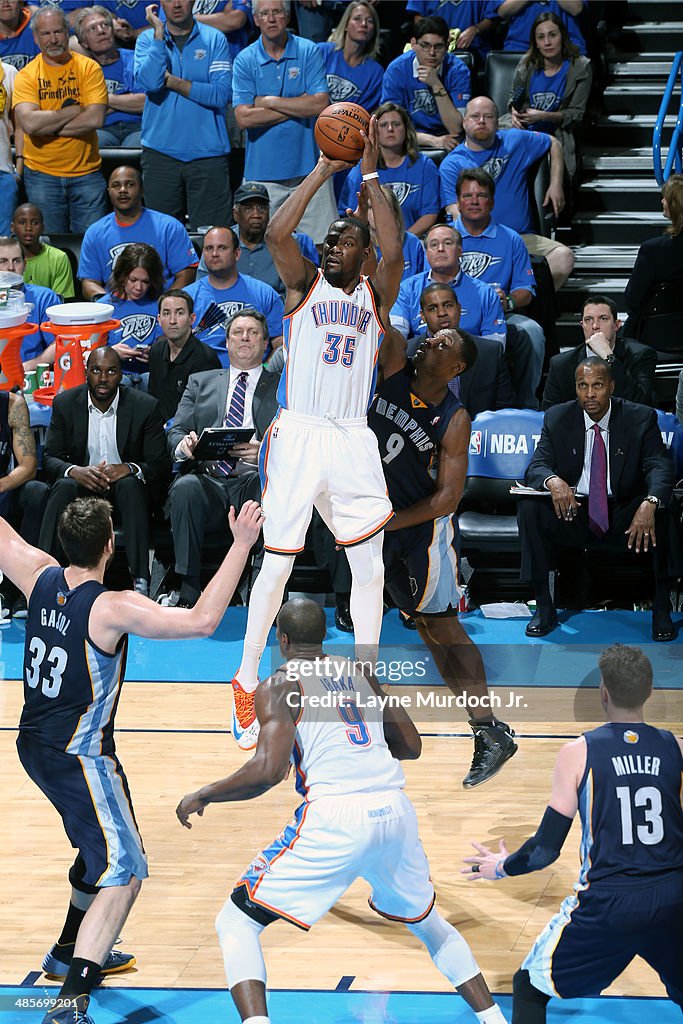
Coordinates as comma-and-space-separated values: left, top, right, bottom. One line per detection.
39, 348, 170, 596
419, 283, 515, 416
163, 310, 279, 608
542, 295, 656, 410
519, 357, 681, 642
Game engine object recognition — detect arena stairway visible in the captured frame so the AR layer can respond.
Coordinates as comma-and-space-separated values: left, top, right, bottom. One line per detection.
556, 0, 683, 369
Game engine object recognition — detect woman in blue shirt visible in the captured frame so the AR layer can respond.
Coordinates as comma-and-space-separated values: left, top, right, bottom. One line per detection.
339, 102, 441, 237
504, 11, 591, 178
319, 1, 383, 112
99, 243, 164, 379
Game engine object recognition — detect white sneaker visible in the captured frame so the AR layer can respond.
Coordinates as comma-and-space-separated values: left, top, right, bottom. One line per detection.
157, 590, 180, 607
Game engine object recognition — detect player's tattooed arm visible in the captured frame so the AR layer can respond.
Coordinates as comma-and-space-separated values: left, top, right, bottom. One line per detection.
0, 394, 38, 492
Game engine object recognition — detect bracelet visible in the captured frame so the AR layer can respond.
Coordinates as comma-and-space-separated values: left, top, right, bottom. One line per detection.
494, 859, 506, 879
433, 89, 447, 97
125, 462, 137, 477
362, 172, 379, 182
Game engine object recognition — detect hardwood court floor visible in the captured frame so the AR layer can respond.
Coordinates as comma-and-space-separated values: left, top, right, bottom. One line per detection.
1, 680, 677, 999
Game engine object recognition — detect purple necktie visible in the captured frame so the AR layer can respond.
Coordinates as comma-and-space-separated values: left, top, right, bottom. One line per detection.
215, 371, 249, 477
588, 422, 609, 536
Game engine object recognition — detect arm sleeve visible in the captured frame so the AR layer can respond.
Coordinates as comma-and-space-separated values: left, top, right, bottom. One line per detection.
134, 31, 169, 93
264, 288, 285, 338
609, 345, 657, 406
418, 157, 441, 216
509, 231, 536, 294
77, 226, 103, 282
524, 416, 559, 488
303, 41, 329, 95
380, 58, 403, 106
439, 151, 461, 206
503, 805, 574, 876
445, 57, 471, 110
188, 34, 232, 109
81, 58, 109, 106
541, 357, 564, 410
624, 242, 655, 314
167, 222, 201, 276
559, 57, 592, 128
52, 252, 76, 298
231, 50, 255, 107
480, 287, 507, 338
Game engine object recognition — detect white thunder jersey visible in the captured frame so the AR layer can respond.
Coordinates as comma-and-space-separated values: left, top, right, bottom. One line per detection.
278, 269, 385, 419
288, 658, 406, 802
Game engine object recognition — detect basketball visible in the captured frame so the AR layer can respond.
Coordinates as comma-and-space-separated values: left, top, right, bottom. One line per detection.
314, 102, 370, 163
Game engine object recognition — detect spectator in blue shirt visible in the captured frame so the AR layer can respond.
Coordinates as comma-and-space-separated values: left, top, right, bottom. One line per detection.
79, 165, 199, 300
0, 236, 62, 369
232, 0, 335, 245
318, 2, 383, 112
456, 166, 545, 407
496, 0, 586, 54
503, 11, 592, 180
390, 223, 506, 342
134, 1, 232, 230
101, 1, 155, 45
197, 181, 318, 296
185, 227, 284, 365
368, 186, 426, 284
339, 102, 441, 237
74, 5, 144, 149
98, 242, 165, 379
193, 0, 253, 64
381, 15, 471, 152
406, 1, 498, 63
440, 95, 574, 290
0, 3, 39, 70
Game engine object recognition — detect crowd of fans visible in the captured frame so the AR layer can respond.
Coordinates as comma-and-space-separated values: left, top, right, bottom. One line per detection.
1, 0, 682, 615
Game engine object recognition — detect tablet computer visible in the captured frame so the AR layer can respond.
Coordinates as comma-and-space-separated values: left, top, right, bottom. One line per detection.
193, 427, 254, 460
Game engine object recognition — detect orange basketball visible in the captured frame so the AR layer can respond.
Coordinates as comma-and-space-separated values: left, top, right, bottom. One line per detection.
314, 102, 370, 163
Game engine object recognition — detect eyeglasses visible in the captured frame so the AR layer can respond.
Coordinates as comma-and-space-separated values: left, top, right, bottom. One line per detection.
415, 40, 446, 54
581, 315, 612, 325
258, 7, 287, 17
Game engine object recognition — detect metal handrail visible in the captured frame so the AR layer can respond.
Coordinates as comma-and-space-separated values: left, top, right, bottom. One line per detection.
653, 51, 683, 186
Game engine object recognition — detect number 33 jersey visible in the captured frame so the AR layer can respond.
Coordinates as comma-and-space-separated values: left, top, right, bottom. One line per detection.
285, 658, 405, 802
577, 722, 683, 885
278, 270, 385, 420
19, 567, 127, 756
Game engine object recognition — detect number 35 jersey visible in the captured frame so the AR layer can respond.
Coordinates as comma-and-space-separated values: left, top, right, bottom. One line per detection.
19, 567, 127, 757
278, 270, 385, 420
577, 722, 683, 886
286, 658, 405, 802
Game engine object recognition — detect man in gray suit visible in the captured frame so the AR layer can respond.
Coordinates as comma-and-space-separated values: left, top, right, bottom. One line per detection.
162, 310, 279, 608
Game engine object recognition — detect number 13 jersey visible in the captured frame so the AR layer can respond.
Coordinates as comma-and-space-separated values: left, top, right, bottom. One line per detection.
577, 722, 683, 885
19, 566, 127, 757
278, 270, 385, 420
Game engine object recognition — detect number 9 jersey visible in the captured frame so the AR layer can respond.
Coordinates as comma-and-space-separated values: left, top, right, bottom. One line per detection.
19, 566, 127, 757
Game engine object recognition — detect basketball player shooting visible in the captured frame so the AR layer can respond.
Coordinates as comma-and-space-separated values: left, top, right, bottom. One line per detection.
230, 115, 405, 750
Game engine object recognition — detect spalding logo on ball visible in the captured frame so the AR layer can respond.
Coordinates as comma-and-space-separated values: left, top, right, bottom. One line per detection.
315, 102, 370, 163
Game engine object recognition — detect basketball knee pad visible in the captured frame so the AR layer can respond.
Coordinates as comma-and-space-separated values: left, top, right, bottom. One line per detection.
345, 534, 384, 590
408, 910, 480, 988
215, 895, 267, 989
68, 855, 100, 897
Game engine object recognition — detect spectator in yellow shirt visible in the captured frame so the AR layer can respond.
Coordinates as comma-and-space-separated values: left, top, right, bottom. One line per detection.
13, 5, 108, 232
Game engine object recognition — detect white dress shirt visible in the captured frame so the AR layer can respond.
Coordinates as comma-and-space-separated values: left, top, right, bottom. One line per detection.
87, 390, 122, 466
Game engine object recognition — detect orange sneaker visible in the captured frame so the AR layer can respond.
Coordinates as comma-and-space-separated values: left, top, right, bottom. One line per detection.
231, 673, 260, 751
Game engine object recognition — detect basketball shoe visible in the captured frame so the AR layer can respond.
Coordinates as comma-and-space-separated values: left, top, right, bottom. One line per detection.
462, 719, 518, 788
231, 673, 260, 751
40, 994, 94, 1024
42, 946, 135, 979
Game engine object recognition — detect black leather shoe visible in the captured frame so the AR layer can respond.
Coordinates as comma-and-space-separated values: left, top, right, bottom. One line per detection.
652, 612, 677, 642
399, 610, 418, 630
334, 603, 354, 633
525, 609, 558, 638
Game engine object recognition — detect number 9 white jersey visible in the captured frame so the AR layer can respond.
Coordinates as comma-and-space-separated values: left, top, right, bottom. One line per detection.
278, 270, 385, 420
285, 657, 406, 802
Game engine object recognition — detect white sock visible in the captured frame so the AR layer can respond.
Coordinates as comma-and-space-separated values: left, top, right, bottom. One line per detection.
243, 1018, 270, 1024
237, 553, 295, 690
475, 1005, 508, 1024
345, 534, 385, 667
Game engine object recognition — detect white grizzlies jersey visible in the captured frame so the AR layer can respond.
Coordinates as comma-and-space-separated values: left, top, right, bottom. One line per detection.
287, 657, 406, 802
278, 270, 385, 419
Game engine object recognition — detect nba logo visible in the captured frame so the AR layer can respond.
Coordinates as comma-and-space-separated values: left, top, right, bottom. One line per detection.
469, 430, 482, 456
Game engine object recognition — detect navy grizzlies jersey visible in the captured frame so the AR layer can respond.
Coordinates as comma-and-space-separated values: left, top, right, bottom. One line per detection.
369, 363, 462, 510
577, 723, 683, 886
19, 567, 128, 757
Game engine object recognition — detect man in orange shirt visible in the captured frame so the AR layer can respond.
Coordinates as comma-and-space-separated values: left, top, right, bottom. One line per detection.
13, 5, 108, 232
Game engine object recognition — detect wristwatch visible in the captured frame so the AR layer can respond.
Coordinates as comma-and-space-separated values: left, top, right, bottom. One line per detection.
604, 353, 615, 365
644, 495, 661, 508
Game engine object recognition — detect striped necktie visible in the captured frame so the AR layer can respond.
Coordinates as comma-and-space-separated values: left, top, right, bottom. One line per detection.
448, 375, 461, 399
215, 371, 249, 477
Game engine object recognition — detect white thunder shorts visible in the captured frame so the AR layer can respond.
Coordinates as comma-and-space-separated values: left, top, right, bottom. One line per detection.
233, 789, 436, 930
258, 408, 394, 555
